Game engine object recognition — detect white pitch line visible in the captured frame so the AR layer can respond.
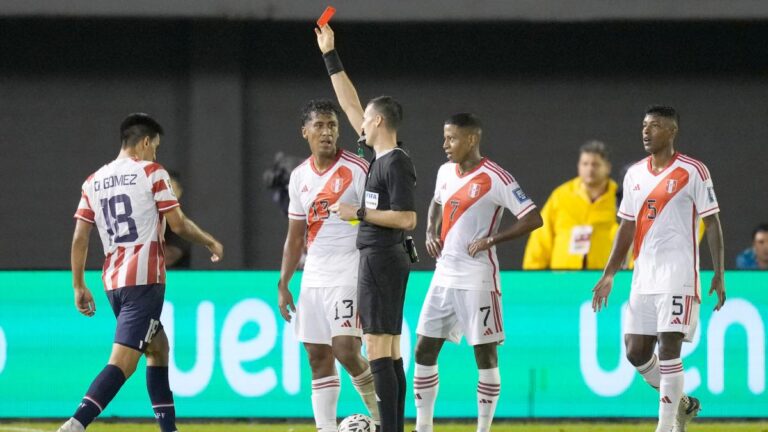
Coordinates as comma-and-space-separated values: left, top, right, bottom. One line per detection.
0, 427, 49, 432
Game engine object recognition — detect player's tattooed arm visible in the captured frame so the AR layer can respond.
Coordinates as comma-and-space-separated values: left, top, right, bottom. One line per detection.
70, 219, 96, 317
277, 219, 306, 322
592, 219, 635, 312
468, 208, 543, 257
703, 213, 726, 311
425, 199, 443, 258
315, 24, 365, 136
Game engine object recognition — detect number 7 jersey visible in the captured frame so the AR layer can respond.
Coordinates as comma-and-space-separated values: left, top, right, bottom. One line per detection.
618, 153, 720, 299
74, 157, 180, 290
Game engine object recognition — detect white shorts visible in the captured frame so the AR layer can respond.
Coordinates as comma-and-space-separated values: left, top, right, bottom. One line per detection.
295, 285, 363, 345
416, 285, 504, 346
624, 291, 700, 342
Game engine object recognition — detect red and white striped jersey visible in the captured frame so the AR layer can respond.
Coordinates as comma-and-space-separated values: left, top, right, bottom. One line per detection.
287, 150, 368, 288
431, 158, 536, 292
618, 153, 719, 299
74, 157, 180, 291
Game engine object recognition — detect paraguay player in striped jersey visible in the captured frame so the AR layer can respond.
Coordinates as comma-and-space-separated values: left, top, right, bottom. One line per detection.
413, 113, 543, 432
59, 113, 223, 432
277, 100, 380, 432
592, 106, 726, 432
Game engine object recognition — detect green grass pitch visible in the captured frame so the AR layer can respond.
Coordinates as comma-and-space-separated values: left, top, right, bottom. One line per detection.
2, 422, 768, 432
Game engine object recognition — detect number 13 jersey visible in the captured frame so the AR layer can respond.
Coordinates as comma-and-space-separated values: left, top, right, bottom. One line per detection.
618, 153, 720, 299
74, 157, 180, 290
432, 158, 536, 293
288, 150, 368, 288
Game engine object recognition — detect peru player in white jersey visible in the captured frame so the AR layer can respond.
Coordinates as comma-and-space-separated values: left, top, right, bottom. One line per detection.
413, 113, 543, 432
59, 114, 223, 432
277, 100, 380, 432
592, 106, 725, 432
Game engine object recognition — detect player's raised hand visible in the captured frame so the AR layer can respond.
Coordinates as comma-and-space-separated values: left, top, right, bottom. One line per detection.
74, 286, 96, 317
709, 273, 726, 311
314, 24, 335, 54
468, 236, 494, 258
277, 284, 296, 322
591, 274, 614, 312
425, 232, 443, 258
207, 239, 224, 263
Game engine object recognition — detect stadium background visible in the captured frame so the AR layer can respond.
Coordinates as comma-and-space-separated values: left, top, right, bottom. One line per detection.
1, 0, 767, 425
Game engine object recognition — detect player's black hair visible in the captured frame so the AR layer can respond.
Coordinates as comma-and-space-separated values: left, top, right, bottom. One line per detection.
300, 99, 341, 126
753, 223, 768, 239
120, 113, 164, 148
368, 96, 403, 131
445, 113, 483, 133
580, 140, 610, 161
645, 105, 679, 125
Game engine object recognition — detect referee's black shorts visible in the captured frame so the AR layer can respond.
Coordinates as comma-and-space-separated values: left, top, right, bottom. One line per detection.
357, 244, 410, 335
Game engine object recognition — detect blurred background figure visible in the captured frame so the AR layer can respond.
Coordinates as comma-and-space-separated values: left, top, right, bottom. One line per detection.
164, 170, 191, 269
263, 151, 303, 216
736, 223, 768, 270
523, 140, 617, 270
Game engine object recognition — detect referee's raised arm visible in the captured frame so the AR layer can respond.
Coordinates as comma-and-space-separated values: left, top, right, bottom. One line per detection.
315, 25, 364, 136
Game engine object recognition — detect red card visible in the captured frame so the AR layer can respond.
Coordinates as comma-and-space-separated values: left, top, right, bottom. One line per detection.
317, 6, 336, 28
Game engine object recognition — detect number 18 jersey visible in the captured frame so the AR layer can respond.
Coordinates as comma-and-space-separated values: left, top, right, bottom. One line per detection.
618, 153, 719, 299
74, 157, 179, 291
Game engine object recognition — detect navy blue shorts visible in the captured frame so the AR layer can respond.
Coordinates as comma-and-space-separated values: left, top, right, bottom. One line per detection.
106, 283, 165, 352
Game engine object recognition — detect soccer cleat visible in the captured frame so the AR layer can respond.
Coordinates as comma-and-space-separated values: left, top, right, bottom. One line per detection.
56, 418, 85, 432
672, 395, 701, 432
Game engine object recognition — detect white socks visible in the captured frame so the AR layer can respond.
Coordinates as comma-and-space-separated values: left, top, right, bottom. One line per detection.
311, 375, 340, 432
656, 358, 684, 432
352, 367, 381, 426
413, 363, 439, 432
477, 368, 501, 432
637, 354, 661, 390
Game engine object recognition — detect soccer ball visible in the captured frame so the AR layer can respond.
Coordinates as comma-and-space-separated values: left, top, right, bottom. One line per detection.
337, 413, 374, 432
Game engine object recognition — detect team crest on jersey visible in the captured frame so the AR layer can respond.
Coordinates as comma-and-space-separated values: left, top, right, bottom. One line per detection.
332, 178, 343, 193
666, 179, 678, 193
469, 183, 482, 198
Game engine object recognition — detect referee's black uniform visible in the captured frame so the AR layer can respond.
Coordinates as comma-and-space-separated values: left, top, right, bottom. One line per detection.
357, 146, 417, 335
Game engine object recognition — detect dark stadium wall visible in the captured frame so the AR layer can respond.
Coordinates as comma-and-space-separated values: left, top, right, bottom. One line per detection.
2, 19, 766, 270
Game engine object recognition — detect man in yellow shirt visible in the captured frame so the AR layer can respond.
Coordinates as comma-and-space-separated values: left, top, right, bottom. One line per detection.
523, 141, 618, 269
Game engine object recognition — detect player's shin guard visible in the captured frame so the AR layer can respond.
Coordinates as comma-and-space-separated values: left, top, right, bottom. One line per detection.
147, 366, 177, 432
637, 354, 661, 390
352, 367, 381, 426
393, 358, 406, 432
476, 368, 500, 432
73, 364, 127, 427
370, 357, 398, 432
657, 358, 684, 432
311, 375, 341, 432
413, 363, 439, 432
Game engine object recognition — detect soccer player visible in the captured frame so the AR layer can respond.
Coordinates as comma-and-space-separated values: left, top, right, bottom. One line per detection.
277, 100, 380, 431
413, 113, 543, 432
59, 113, 224, 432
315, 25, 418, 432
592, 106, 726, 432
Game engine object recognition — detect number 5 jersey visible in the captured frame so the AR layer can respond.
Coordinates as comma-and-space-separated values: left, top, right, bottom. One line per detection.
74, 157, 179, 290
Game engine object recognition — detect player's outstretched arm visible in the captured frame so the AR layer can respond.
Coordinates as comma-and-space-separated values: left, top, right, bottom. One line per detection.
703, 213, 726, 311
277, 219, 306, 322
425, 199, 443, 258
592, 219, 635, 312
315, 24, 365, 136
71, 219, 96, 317
164, 207, 223, 262
468, 208, 543, 257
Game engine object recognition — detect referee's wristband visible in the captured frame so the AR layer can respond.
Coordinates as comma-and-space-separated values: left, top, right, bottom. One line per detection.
323, 50, 345, 76
356, 206, 366, 221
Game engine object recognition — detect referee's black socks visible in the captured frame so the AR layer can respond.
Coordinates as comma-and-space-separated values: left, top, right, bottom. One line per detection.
370, 357, 399, 432
393, 357, 407, 432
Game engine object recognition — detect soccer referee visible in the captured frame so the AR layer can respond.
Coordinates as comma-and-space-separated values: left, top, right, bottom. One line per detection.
316, 24, 417, 432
